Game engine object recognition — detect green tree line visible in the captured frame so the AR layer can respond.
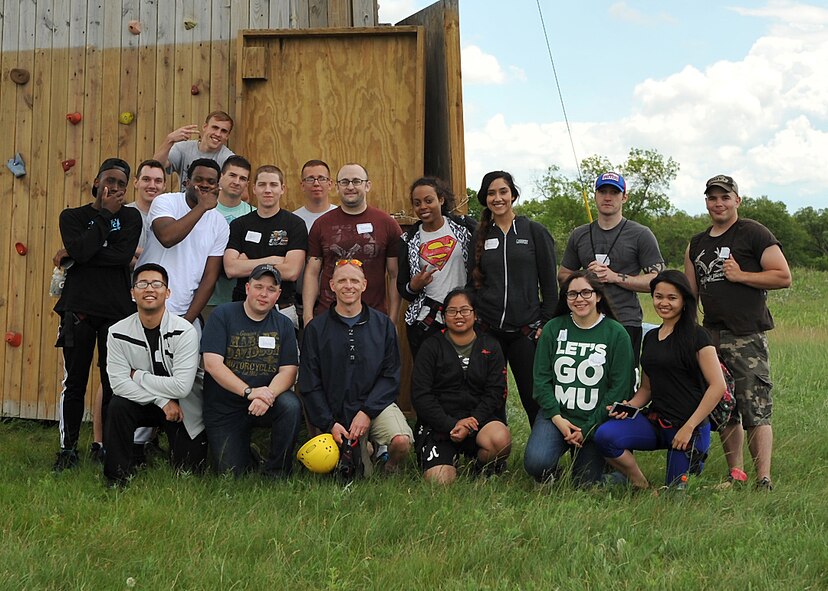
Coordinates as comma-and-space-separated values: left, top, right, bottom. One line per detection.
465, 148, 827, 269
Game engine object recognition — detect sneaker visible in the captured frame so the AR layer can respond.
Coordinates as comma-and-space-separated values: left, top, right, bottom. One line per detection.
89, 442, 105, 464
53, 449, 79, 472
756, 476, 774, 491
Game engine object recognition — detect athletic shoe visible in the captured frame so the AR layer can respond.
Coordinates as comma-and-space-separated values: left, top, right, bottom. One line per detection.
756, 476, 774, 491
89, 442, 105, 464
52, 449, 79, 472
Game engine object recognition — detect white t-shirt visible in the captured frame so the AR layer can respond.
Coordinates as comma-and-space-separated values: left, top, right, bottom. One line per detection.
293, 204, 338, 232
417, 221, 466, 322
137, 192, 230, 316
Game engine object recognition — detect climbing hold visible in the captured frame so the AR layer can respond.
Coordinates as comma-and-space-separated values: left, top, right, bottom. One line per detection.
191, 84, 200, 95
183, 19, 197, 30
128, 20, 142, 35
66, 112, 82, 125
5, 332, 22, 347
119, 112, 135, 125
6, 153, 26, 178
10, 68, 30, 85
15, 242, 27, 256
61, 159, 76, 172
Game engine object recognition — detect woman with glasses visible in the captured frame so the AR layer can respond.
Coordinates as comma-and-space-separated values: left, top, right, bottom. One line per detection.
524, 271, 634, 486
398, 177, 477, 359
469, 171, 558, 427
593, 270, 726, 490
411, 288, 511, 484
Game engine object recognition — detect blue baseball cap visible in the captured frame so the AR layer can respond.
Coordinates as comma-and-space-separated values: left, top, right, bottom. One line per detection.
595, 172, 626, 193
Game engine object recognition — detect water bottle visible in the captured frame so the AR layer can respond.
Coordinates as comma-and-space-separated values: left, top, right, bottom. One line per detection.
49, 266, 66, 297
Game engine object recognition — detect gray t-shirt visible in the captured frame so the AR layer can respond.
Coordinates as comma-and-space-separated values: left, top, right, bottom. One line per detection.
127, 202, 150, 253
168, 140, 234, 190
561, 219, 663, 325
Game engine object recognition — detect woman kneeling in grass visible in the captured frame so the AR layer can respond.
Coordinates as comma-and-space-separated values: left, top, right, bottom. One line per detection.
524, 271, 634, 486
594, 270, 726, 489
411, 288, 512, 484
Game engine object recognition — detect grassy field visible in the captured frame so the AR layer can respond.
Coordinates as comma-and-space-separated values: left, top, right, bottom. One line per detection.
1, 270, 827, 590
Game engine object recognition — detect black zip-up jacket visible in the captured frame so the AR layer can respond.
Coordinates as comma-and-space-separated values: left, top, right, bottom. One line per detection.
471, 216, 558, 331
299, 304, 400, 431
411, 331, 506, 433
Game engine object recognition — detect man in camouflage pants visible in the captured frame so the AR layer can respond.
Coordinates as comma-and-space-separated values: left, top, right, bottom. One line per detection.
685, 175, 791, 490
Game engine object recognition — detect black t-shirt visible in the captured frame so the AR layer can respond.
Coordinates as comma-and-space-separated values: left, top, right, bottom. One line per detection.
143, 325, 169, 377
641, 325, 712, 425
226, 209, 308, 307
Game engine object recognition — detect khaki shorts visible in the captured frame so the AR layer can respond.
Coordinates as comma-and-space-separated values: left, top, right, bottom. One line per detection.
714, 330, 773, 427
369, 403, 414, 446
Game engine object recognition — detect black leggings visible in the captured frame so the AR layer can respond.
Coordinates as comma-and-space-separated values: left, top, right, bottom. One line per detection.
485, 327, 539, 428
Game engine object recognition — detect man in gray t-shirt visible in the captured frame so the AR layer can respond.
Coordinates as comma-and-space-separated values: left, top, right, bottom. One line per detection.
558, 172, 665, 364
152, 110, 235, 190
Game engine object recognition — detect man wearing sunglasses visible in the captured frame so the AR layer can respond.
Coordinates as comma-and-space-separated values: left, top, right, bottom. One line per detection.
303, 163, 402, 327
103, 263, 205, 487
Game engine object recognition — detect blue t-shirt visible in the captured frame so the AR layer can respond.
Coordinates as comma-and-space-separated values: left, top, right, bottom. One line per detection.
201, 302, 298, 399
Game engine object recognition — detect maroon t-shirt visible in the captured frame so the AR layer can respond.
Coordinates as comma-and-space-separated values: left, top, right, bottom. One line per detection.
307, 206, 402, 315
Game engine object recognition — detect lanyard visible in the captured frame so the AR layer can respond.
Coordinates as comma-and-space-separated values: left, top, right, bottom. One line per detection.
589, 218, 627, 263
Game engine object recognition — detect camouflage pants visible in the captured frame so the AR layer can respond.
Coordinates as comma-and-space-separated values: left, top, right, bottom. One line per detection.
711, 330, 773, 427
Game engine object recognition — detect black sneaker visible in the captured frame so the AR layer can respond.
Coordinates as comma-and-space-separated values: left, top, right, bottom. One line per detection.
89, 442, 105, 464
756, 476, 774, 491
53, 449, 79, 472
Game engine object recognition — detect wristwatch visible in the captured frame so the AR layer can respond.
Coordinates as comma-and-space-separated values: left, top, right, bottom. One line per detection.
243, 386, 252, 399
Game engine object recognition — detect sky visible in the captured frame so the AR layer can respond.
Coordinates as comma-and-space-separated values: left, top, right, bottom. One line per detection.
378, 0, 828, 215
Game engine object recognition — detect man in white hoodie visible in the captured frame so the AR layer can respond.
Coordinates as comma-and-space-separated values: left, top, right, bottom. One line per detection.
104, 263, 205, 487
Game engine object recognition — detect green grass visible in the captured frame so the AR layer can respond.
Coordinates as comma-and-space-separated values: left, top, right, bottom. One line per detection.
1, 270, 827, 589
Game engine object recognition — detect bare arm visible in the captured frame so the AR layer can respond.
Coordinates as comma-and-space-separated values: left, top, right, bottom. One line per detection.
386, 257, 401, 322
723, 244, 792, 290
684, 244, 699, 297
183, 256, 222, 324
557, 265, 575, 286
268, 364, 298, 398
225, 248, 304, 282
302, 256, 323, 326
587, 261, 665, 293
152, 124, 199, 169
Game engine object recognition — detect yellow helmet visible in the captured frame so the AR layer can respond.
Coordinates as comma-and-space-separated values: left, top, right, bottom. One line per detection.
296, 434, 339, 474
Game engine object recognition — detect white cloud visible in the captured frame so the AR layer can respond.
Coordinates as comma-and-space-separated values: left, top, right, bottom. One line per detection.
608, 2, 677, 26
465, 2, 828, 214
377, 0, 421, 24
461, 45, 506, 85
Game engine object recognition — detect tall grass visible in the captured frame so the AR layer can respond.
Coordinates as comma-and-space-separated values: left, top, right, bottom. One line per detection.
1, 270, 826, 590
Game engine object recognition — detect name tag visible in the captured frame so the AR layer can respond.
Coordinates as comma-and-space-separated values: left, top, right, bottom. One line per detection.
245, 230, 262, 243
484, 238, 499, 250
258, 336, 276, 349
356, 223, 373, 234
516, 239, 528, 245
588, 352, 606, 367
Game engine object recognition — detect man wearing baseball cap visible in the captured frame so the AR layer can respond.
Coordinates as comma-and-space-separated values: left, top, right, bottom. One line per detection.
201, 264, 302, 478
52, 158, 143, 471
559, 171, 665, 365
685, 174, 791, 490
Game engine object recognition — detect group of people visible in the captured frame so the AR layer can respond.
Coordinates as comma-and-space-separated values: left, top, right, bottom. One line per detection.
49, 109, 791, 491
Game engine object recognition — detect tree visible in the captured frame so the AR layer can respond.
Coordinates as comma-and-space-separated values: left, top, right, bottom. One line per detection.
739, 196, 811, 267
650, 211, 709, 267
617, 148, 679, 223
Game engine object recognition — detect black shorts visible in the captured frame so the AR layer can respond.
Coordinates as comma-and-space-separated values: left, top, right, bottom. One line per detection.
415, 424, 479, 471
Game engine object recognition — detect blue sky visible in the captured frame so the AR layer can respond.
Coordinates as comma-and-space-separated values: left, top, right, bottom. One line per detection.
380, 1, 828, 215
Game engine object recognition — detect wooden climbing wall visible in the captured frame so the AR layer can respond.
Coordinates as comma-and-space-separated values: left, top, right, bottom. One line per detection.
0, 0, 381, 420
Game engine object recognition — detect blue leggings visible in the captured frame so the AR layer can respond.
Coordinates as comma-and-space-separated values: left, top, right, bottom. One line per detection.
594, 414, 711, 485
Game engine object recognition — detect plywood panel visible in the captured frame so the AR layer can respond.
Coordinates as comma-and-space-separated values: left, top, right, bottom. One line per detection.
210, 0, 231, 112
99, 0, 123, 158
136, 0, 160, 162
291, 0, 310, 28
173, 0, 196, 133
269, 1, 290, 28
328, 0, 352, 27
249, 0, 269, 29
352, 0, 377, 27
308, 0, 328, 27
238, 28, 424, 214
398, 0, 466, 209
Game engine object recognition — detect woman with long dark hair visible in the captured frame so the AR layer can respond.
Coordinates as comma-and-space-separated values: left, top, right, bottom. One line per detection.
469, 171, 558, 426
398, 177, 476, 359
594, 270, 726, 489
524, 271, 634, 485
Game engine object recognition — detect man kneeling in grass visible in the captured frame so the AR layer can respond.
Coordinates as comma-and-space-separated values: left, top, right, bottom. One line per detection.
104, 263, 206, 487
202, 264, 302, 478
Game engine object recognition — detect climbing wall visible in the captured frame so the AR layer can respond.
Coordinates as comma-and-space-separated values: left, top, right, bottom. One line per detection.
0, 0, 379, 420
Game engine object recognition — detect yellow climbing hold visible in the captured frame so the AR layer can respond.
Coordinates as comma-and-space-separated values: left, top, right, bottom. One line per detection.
119, 112, 135, 125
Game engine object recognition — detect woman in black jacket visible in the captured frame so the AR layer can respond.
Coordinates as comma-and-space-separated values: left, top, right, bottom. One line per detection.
411, 288, 512, 484
397, 177, 476, 360
469, 171, 558, 427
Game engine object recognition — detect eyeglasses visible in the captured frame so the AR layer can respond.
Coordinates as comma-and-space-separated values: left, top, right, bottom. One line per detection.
302, 176, 330, 184
335, 259, 363, 267
337, 178, 367, 187
565, 289, 595, 301
134, 280, 167, 290
445, 307, 474, 317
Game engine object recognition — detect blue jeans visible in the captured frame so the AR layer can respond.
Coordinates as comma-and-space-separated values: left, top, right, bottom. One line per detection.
593, 413, 711, 485
524, 412, 606, 486
205, 390, 302, 477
